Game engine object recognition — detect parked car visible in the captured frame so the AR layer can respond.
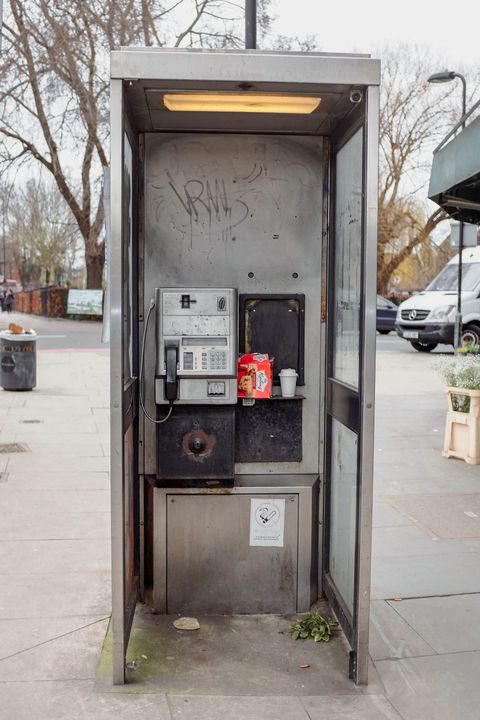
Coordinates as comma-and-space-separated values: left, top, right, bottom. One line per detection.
395, 246, 480, 352
377, 295, 397, 334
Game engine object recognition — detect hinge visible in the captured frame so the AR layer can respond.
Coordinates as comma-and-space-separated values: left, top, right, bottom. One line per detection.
349, 650, 356, 680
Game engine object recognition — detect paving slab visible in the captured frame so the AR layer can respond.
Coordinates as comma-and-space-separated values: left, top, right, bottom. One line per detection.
8, 437, 106, 457
0, 488, 110, 514
384, 494, 480, 539
4, 470, 110, 490
369, 600, 435, 661
372, 502, 413, 529
375, 453, 447, 480
20, 396, 97, 410
5, 454, 109, 472
0, 571, 110, 618
372, 551, 480, 599
372, 525, 480, 557
0, 618, 108, 681
0, 509, 110, 540
0, 538, 110, 574
374, 467, 480, 495
0, 680, 171, 720
375, 433, 444, 452
169, 695, 308, 720
13, 421, 102, 434
4, 408, 99, 425
300, 695, 403, 719
389, 594, 480, 654
91, 407, 110, 418
0, 615, 108, 660
375, 651, 480, 720
0, 393, 27, 407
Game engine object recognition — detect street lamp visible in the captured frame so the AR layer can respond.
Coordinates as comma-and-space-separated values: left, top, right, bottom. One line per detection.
428, 69, 467, 352
245, 0, 256, 49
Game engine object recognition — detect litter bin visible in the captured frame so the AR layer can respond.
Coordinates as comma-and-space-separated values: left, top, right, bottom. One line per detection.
0, 330, 37, 391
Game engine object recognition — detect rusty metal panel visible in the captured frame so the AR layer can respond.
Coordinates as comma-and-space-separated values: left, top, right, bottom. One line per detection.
156, 406, 235, 481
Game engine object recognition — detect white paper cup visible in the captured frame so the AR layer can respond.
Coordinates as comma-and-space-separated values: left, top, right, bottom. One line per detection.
279, 368, 298, 397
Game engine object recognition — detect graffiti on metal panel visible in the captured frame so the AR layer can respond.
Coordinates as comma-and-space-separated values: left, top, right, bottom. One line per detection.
161, 170, 250, 247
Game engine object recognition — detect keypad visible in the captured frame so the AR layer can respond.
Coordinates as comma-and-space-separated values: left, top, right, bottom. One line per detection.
209, 350, 227, 370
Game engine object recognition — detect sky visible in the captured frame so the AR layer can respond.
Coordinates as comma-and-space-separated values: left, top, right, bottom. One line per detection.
268, 0, 479, 244
269, 0, 480, 67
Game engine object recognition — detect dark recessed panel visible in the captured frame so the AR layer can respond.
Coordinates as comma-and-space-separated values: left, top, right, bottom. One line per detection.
235, 399, 302, 463
239, 294, 305, 385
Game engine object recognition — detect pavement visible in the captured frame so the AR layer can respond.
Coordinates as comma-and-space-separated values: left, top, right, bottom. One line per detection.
0, 312, 479, 719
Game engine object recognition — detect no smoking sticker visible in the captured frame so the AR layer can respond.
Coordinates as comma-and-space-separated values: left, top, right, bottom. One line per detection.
249, 498, 285, 547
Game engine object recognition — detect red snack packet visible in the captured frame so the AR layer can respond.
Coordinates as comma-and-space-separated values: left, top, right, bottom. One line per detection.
237, 353, 273, 398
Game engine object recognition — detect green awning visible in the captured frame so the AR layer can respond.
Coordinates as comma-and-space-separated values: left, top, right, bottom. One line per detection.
428, 114, 480, 224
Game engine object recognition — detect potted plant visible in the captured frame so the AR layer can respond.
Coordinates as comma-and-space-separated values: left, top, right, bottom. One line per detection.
457, 343, 480, 355
435, 355, 480, 464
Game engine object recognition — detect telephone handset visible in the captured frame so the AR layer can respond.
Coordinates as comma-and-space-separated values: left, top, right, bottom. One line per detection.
165, 343, 179, 402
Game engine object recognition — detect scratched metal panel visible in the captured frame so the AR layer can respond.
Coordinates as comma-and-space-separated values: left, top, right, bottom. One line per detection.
166, 493, 298, 614
143, 133, 323, 476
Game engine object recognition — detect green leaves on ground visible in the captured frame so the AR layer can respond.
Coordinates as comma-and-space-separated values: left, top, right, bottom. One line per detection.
290, 612, 339, 643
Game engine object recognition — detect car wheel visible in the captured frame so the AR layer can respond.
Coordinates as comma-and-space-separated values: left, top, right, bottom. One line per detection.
410, 341, 438, 353
460, 323, 480, 347
378, 329, 391, 335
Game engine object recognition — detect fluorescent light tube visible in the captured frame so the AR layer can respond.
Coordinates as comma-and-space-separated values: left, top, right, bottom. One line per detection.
163, 92, 321, 114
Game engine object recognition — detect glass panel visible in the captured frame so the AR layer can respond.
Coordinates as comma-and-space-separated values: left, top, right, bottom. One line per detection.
333, 129, 363, 389
426, 262, 480, 292
329, 418, 358, 616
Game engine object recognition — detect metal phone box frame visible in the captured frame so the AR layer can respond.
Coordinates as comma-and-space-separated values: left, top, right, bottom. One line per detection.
110, 48, 379, 686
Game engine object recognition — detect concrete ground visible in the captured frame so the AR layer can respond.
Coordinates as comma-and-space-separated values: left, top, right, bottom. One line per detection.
0, 313, 479, 719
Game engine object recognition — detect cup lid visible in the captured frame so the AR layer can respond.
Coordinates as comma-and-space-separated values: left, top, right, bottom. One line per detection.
279, 368, 297, 375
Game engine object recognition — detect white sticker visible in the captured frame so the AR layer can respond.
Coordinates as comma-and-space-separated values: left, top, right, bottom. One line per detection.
249, 498, 285, 547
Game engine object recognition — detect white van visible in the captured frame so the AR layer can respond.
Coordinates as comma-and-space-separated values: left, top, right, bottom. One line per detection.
395, 245, 480, 352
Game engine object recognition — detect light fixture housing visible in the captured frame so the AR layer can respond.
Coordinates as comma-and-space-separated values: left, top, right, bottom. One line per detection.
163, 91, 321, 114
427, 70, 456, 84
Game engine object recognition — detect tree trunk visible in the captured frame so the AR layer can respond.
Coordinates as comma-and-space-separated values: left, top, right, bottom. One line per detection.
377, 273, 390, 296
85, 243, 105, 289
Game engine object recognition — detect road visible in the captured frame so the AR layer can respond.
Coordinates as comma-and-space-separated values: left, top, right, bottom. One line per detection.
1, 311, 456, 355
376, 331, 454, 355
0, 311, 107, 350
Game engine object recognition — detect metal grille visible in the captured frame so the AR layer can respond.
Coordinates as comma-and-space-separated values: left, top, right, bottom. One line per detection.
401, 309, 430, 321
0, 443, 29, 454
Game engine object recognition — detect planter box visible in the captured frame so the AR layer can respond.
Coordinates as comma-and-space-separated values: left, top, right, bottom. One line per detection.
443, 386, 480, 464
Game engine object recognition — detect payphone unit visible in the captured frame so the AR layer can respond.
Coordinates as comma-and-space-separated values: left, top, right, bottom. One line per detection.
154, 287, 237, 405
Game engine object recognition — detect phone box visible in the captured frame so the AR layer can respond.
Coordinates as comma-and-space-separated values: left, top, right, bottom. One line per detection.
237, 353, 273, 399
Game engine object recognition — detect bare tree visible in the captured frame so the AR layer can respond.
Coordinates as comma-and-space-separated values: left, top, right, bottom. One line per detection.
377, 45, 475, 294
0, 1, 273, 288
7, 178, 79, 288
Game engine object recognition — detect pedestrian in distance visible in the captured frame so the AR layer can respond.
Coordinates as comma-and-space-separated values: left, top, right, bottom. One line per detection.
0, 288, 4, 312
4, 288, 14, 314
